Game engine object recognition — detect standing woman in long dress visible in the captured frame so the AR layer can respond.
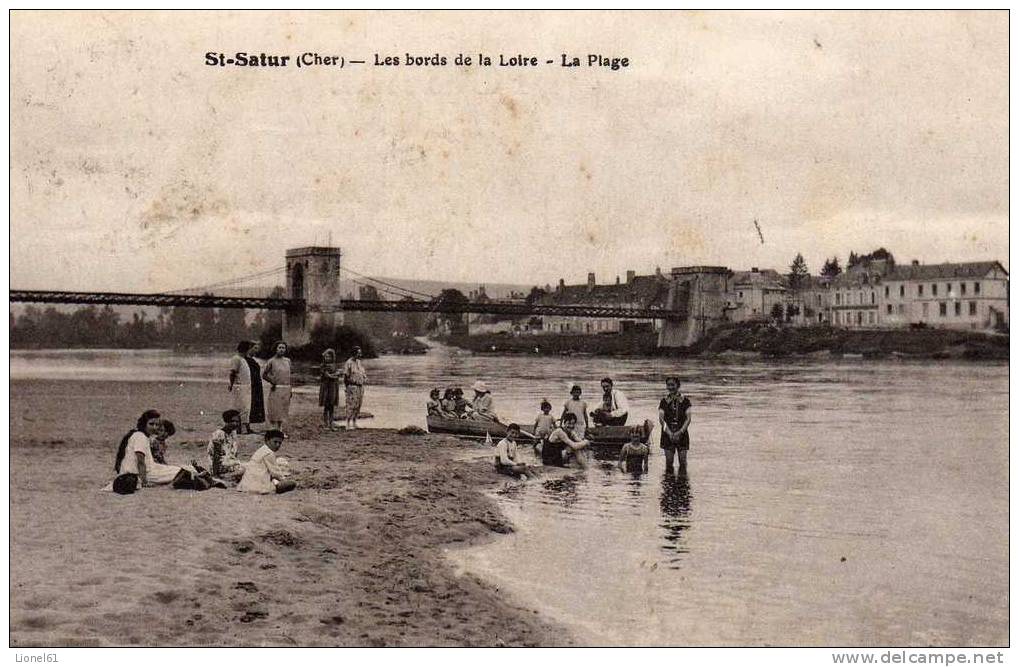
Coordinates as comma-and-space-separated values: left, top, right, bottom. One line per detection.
244, 341, 266, 430
262, 341, 292, 431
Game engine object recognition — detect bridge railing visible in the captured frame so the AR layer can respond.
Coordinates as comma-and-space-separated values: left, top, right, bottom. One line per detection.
10, 290, 686, 320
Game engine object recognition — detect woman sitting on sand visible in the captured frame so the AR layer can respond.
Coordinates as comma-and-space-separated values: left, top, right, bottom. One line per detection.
113, 410, 185, 488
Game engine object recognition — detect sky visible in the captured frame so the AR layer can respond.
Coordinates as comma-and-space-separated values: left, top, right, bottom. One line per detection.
9, 10, 1008, 293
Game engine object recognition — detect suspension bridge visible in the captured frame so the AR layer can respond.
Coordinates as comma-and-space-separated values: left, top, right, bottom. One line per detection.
10, 246, 729, 348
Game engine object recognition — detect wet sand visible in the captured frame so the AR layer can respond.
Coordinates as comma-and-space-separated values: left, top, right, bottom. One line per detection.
9, 379, 573, 647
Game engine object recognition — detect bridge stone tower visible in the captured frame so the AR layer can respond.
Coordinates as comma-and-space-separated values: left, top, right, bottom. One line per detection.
284, 246, 343, 347
658, 266, 731, 348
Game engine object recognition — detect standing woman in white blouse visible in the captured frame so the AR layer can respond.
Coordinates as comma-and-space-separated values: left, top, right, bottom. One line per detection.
262, 341, 292, 431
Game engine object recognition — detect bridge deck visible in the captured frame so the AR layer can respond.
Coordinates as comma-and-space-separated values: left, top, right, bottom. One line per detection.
10, 290, 685, 320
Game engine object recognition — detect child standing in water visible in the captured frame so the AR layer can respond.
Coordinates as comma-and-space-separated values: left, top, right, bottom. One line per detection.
561, 385, 589, 438
533, 400, 556, 439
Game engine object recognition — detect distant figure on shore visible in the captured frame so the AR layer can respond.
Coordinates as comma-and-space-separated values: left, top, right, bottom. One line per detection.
591, 377, 629, 426
494, 424, 532, 479
467, 381, 499, 422
262, 341, 292, 431
229, 340, 265, 434
112, 409, 183, 488
343, 346, 368, 430
150, 418, 175, 464
618, 429, 650, 475
561, 385, 589, 438
319, 348, 341, 430
237, 430, 296, 495
208, 409, 245, 482
658, 376, 691, 472
543, 413, 590, 468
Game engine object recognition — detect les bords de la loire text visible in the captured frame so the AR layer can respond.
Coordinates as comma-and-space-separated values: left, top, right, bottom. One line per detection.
205, 51, 630, 70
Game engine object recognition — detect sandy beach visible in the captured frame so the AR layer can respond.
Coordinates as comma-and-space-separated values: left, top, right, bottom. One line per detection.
9, 378, 573, 647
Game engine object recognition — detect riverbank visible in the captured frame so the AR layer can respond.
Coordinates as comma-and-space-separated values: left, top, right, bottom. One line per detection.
685, 323, 1009, 360
9, 379, 573, 647
440, 324, 1008, 360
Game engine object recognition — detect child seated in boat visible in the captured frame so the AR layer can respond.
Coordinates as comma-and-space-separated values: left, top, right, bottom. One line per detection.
237, 430, 296, 495
618, 429, 650, 474
544, 413, 590, 469
208, 409, 245, 482
494, 424, 533, 479
453, 388, 469, 417
427, 388, 444, 417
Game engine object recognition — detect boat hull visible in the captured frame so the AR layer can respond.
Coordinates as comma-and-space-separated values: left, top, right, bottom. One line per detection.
426, 415, 655, 455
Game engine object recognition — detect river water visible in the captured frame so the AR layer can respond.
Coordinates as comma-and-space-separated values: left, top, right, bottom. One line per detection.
9, 345, 1009, 646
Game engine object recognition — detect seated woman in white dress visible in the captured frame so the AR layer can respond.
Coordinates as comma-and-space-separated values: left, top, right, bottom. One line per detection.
237, 430, 296, 495
112, 410, 184, 488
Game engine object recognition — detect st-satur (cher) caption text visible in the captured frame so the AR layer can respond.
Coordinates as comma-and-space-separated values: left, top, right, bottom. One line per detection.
205, 51, 630, 71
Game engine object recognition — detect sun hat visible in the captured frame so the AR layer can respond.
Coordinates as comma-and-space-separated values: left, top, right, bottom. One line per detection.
472, 381, 489, 393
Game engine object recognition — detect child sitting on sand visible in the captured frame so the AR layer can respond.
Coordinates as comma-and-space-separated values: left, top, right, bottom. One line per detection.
208, 409, 245, 482
618, 429, 650, 474
237, 430, 296, 495
151, 419, 175, 464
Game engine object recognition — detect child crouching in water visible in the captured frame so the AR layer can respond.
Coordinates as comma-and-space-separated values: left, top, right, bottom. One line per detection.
238, 429, 296, 494
494, 424, 535, 480
618, 429, 650, 474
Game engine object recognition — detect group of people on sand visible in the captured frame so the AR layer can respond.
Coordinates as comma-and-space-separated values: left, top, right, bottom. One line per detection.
487, 375, 692, 479
230, 340, 369, 433
107, 408, 296, 495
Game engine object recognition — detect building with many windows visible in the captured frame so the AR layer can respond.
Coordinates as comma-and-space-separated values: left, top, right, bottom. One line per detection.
824, 260, 1008, 330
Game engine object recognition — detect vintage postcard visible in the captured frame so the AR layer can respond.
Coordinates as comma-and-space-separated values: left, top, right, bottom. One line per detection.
8, 10, 1009, 655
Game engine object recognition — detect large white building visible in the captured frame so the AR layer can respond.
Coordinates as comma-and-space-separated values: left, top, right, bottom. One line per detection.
802, 260, 1008, 330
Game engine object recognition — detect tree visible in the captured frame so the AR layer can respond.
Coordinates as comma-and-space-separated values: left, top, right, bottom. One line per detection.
524, 286, 547, 305
432, 288, 469, 335
821, 256, 842, 278
847, 251, 860, 269
770, 303, 785, 322
788, 253, 809, 289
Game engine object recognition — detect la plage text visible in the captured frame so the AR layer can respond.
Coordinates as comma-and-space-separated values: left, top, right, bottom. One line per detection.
204, 52, 630, 71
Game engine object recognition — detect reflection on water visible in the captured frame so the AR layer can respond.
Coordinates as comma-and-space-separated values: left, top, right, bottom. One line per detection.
659, 470, 692, 564
10, 345, 1009, 646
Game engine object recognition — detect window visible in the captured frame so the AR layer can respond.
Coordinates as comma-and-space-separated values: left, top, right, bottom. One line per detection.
871, 291, 875, 304
816, 294, 821, 305
974, 282, 981, 294
954, 302, 961, 316
885, 286, 889, 297
939, 302, 947, 317
857, 312, 862, 325
887, 304, 892, 314
961, 283, 967, 295
922, 303, 929, 318
869, 312, 875, 324
932, 284, 938, 296
899, 285, 905, 297
898, 304, 904, 314
738, 291, 743, 299
946, 283, 952, 294
969, 301, 977, 316
918, 284, 924, 296
836, 293, 841, 305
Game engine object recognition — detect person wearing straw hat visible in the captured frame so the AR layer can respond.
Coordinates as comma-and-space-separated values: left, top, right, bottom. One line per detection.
467, 380, 499, 422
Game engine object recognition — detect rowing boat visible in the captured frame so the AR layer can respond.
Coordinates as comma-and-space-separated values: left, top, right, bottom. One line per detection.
425, 415, 655, 454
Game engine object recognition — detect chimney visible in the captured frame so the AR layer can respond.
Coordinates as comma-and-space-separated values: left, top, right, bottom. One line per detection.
911, 259, 920, 266
626, 270, 636, 284
587, 273, 596, 290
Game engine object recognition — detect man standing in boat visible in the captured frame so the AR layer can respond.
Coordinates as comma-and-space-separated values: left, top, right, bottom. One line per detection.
591, 377, 629, 426
658, 376, 691, 472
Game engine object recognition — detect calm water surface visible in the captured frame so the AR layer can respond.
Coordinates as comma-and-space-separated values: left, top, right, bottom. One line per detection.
10, 345, 1009, 645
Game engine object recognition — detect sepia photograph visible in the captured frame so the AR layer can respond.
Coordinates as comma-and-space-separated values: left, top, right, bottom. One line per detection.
7, 9, 1009, 654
